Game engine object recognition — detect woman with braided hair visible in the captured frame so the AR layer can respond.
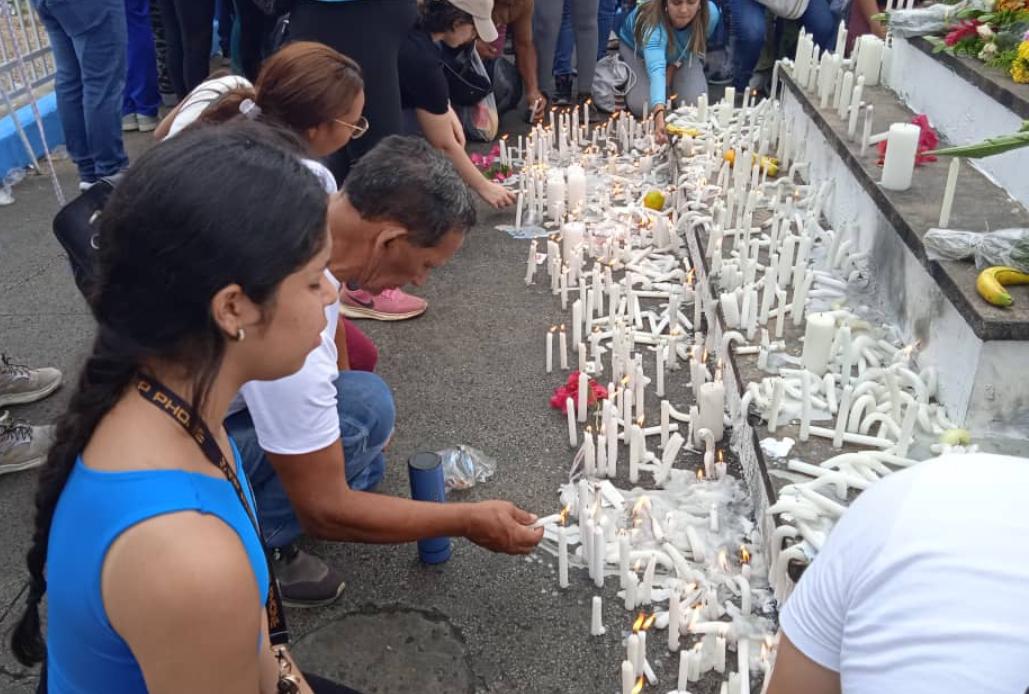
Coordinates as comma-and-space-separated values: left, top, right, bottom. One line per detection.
9, 121, 356, 693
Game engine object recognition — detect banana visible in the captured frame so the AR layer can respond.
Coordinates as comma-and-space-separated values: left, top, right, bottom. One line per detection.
976, 266, 1029, 307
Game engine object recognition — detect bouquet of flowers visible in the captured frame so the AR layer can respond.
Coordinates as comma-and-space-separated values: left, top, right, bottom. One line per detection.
917, 0, 1029, 83
470, 144, 513, 182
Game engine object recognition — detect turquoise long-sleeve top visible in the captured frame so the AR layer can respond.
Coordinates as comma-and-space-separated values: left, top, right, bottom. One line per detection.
617, 1, 721, 109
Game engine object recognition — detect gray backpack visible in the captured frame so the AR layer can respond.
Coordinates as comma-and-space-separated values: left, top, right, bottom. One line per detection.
591, 54, 637, 113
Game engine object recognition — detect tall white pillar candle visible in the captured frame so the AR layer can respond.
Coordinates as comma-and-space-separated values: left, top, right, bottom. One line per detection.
629, 423, 642, 483
881, 123, 921, 191
546, 327, 555, 373
835, 71, 853, 117
739, 638, 751, 694
855, 35, 884, 85
668, 592, 681, 652
560, 325, 569, 369
848, 77, 865, 138
561, 221, 585, 261
801, 312, 836, 375
590, 596, 605, 636
698, 381, 726, 441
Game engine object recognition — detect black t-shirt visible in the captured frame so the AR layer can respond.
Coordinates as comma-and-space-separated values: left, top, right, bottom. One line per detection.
398, 29, 450, 115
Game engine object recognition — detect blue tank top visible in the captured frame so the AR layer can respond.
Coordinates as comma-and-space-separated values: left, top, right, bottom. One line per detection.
45, 439, 270, 693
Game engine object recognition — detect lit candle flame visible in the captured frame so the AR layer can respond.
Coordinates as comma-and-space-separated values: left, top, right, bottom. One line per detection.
718, 449, 724, 463
631, 676, 645, 694
560, 323, 566, 332
559, 506, 570, 526
739, 545, 751, 565
550, 325, 557, 333
632, 612, 646, 633
697, 468, 706, 481
642, 613, 657, 631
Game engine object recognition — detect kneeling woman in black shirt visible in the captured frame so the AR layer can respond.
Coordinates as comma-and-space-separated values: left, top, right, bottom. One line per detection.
399, 0, 515, 209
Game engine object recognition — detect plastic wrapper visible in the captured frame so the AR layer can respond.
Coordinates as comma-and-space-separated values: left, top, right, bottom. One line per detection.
924, 228, 1029, 272
438, 445, 496, 490
885, 2, 968, 37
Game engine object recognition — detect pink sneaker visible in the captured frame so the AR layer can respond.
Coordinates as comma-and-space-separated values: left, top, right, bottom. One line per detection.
340, 287, 428, 321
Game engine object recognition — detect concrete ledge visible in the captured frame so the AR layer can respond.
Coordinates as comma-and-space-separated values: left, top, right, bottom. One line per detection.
781, 69, 1029, 341
889, 36, 1029, 204
0, 90, 63, 177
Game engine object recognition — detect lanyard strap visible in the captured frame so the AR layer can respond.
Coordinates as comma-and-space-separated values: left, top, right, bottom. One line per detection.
136, 375, 289, 646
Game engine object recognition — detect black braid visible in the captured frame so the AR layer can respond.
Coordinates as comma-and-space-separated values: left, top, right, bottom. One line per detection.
10, 330, 135, 665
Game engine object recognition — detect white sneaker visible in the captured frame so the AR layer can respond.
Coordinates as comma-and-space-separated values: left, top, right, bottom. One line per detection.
122, 114, 139, 132
136, 114, 159, 133
0, 412, 55, 476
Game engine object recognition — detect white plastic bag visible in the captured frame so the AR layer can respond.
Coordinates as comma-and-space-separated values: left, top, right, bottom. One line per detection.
924, 228, 1029, 272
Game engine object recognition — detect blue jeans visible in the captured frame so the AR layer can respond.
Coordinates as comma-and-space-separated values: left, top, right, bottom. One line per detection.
730, 0, 836, 91
596, 0, 618, 60
554, 0, 574, 76
124, 0, 159, 117
33, 0, 129, 182
225, 370, 396, 549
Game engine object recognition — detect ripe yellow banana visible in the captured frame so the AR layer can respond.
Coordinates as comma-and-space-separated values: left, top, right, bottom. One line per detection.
976, 266, 1029, 307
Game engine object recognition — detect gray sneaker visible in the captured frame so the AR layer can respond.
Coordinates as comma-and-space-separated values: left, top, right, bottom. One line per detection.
0, 355, 62, 407
271, 544, 346, 608
0, 412, 55, 476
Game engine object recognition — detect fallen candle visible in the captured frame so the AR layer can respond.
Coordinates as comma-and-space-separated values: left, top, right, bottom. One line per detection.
938, 157, 961, 228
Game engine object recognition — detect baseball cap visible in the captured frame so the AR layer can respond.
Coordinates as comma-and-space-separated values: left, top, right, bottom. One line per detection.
448, 0, 498, 43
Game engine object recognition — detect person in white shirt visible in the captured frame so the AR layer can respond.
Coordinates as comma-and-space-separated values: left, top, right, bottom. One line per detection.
226, 135, 543, 608
768, 452, 1029, 694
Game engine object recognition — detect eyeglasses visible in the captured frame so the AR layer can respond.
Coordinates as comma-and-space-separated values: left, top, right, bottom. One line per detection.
334, 115, 369, 139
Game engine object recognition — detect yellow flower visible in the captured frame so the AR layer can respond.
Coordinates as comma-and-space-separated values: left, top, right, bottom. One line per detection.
1013, 41, 1029, 84
994, 0, 1026, 10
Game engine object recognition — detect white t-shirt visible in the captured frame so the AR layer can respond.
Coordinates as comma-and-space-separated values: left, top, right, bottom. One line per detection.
227, 160, 343, 455
780, 453, 1029, 694
166, 75, 253, 138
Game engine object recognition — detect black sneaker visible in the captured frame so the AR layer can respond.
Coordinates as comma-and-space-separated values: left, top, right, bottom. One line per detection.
271, 544, 346, 608
554, 73, 574, 106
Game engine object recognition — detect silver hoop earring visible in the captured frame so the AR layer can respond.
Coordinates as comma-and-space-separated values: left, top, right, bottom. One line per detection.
236, 328, 246, 342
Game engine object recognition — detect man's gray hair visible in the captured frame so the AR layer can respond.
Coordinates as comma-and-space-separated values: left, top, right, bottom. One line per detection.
343, 135, 477, 247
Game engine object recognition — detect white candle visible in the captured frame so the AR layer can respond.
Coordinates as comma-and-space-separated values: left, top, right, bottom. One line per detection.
697, 381, 726, 441
833, 385, 853, 448
668, 592, 681, 651
938, 157, 961, 228
629, 422, 642, 483
566, 163, 586, 213
801, 312, 836, 375
627, 634, 641, 677
524, 239, 537, 285
739, 638, 751, 694
583, 429, 596, 477
607, 409, 619, 477
881, 123, 921, 191
560, 268, 569, 309
792, 271, 813, 327
800, 371, 813, 442
545, 327, 554, 373
589, 595, 605, 636
768, 378, 785, 432
835, 19, 848, 57
855, 34, 884, 86
896, 399, 919, 457
655, 343, 666, 398
561, 221, 585, 261
515, 192, 523, 229
618, 532, 630, 589
577, 371, 589, 423
621, 661, 635, 694
720, 292, 741, 329
624, 571, 638, 610
678, 650, 690, 691
836, 71, 853, 117
556, 524, 570, 588
848, 77, 865, 139
566, 396, 577, 447
861, 104, 874, 156
775, 289, 787, 338
559, 325, 569, 369
640, 555, 657, 605
593, 525, 605, 588
547, 170, 566, 221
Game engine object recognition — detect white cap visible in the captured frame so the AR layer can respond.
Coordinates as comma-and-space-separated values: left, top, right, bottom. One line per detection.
448, 0, 498, 43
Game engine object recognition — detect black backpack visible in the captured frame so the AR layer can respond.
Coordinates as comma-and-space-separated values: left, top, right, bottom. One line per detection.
51, 179, 115, 302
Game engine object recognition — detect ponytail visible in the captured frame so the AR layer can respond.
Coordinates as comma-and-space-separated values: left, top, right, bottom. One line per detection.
10, 330, 137, 665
